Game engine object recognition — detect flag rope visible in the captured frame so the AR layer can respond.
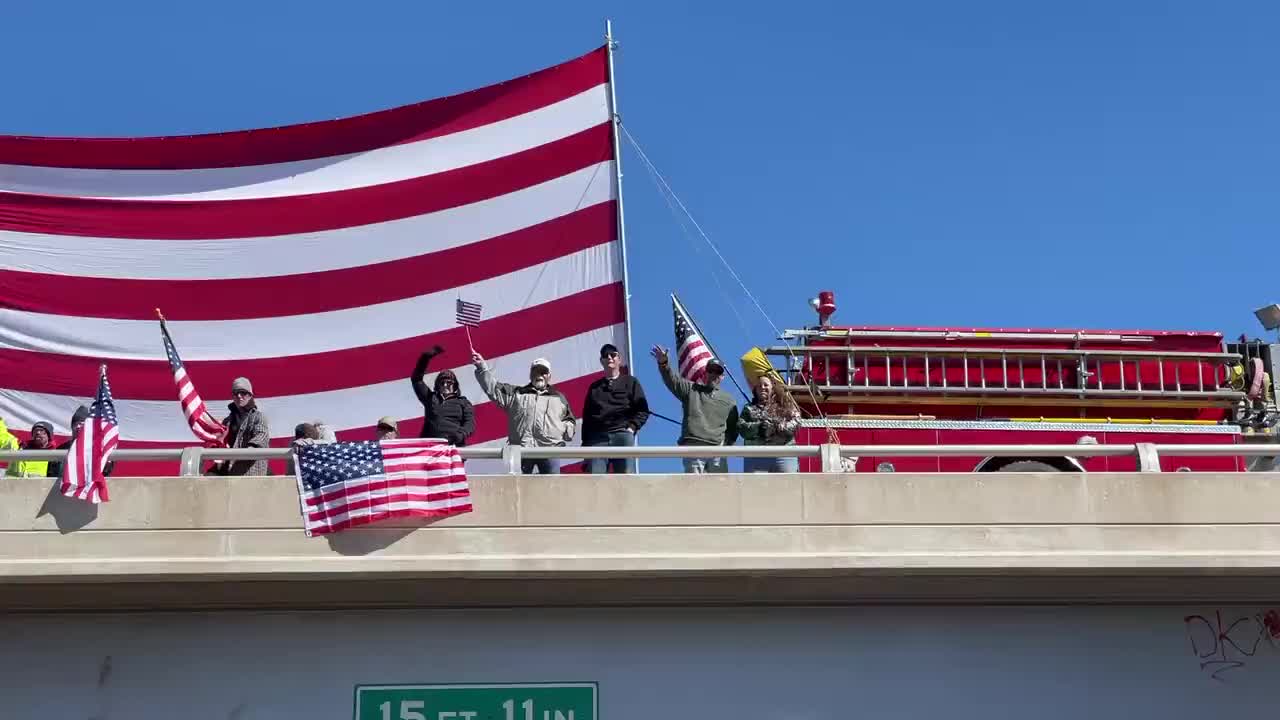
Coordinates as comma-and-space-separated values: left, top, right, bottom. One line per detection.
621, 124, 836, 434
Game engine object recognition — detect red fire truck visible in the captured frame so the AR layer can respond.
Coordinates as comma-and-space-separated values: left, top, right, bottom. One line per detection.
772, 292, 1279, 472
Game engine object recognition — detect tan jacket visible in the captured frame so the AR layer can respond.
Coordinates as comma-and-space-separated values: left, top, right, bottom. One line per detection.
475, 364, 577, 447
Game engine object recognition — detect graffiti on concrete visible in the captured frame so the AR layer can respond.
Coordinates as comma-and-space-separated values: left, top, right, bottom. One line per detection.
1183, 609, 1280, 680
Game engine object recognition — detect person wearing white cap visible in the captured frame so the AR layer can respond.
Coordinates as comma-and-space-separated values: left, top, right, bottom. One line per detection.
472, 351, 576, 474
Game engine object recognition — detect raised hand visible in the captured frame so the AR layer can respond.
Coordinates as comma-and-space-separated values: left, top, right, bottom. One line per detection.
471, 351, 485, 367
650, 345, 669, 365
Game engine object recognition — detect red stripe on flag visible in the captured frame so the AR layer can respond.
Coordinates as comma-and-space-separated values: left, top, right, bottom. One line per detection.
0, 124, 612, 239
0, 202, 616, 320
0, 47, 607, 169
0, 284, 623, 399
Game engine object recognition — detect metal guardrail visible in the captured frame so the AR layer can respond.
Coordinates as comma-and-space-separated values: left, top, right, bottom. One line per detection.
2, 442, 1278, 476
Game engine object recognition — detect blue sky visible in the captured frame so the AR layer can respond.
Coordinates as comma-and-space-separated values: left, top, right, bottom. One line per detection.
5, 2, 1278, 454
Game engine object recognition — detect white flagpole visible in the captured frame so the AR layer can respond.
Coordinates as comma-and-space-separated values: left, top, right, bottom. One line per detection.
605, 19, 635, 373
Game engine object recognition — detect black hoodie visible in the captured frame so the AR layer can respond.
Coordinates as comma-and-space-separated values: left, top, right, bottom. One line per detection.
411, 351, 476, 445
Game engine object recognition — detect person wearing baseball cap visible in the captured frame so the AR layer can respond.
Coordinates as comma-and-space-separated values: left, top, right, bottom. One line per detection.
581, 343, 649, 473
651, 345, 739, 473
472, 351, 576, 474
375, 416, 399, 441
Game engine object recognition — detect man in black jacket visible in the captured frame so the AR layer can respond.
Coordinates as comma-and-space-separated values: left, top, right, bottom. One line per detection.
411, 345, 476, 446
581, 344, 649, 473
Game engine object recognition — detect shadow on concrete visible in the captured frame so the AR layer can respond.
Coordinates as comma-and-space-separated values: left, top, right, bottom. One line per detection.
325, 523, 427, 555
35, 478, 98, 533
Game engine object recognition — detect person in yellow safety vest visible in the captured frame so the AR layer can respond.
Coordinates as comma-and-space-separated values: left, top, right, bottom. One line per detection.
14, 421, 54, 478
0, 417, 19, 477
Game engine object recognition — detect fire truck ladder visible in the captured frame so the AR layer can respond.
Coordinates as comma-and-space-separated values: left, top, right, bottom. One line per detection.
764, 343, 1248, 405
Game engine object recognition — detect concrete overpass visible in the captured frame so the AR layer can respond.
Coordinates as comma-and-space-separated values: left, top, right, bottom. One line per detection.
3, 470, 1278, 610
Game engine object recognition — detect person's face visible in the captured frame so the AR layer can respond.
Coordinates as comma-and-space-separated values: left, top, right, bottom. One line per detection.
31, 427, 49, 448
757, 376, 774, 401
707, 367, 724, 386
601, 350, 621, 372
377, 426, 398, 441
530, 365, 550, 389
233, 390, 253, 408
437, 376, 457, 395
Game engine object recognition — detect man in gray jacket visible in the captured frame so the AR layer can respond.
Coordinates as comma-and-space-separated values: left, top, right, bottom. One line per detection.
473, 352, 577, 474
652, 345, 739, 473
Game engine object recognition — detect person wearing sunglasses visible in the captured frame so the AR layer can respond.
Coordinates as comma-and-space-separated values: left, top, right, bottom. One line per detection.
210, 376, 270, 476
411, 345, 476, 446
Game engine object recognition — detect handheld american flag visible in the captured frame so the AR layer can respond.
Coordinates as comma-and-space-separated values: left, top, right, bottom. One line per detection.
672, 295, 716, 383
455, 299, 483, 328
61, 365, 119, 504
159, 314, 227, 446
293, 438, 472, 536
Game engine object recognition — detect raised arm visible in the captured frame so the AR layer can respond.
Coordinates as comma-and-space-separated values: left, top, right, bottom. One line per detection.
472, 353, 517, 410
411, 345, 444, 405
652, 345, 692, 400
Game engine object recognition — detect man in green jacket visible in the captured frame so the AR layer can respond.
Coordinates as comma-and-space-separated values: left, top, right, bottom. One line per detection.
651, 345, 738, 473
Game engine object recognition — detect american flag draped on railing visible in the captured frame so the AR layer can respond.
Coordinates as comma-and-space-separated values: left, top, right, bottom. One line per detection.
293, 438, 471, 536
158, 314, 227, 445
60, 365, 119, 504
672, 294, 716, 383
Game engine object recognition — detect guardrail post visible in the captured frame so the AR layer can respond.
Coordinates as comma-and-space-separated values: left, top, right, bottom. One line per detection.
178, 447, 204, 477
1135, 443, 1161, 473
820, 444, 844, 473
501, 445, 522, 475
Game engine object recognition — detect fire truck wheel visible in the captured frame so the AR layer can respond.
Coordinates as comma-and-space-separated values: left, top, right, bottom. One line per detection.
995, 460, 1061, 472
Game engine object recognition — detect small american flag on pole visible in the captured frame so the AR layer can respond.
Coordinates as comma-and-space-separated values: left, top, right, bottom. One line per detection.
672, 295, 716, 383
293, 438, 472, 536
60, 365, 119, 504
455, 299, 483, 327
159, 314, 226, 445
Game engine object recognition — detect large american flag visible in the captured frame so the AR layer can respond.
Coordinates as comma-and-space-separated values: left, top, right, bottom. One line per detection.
160, 318, 226, 445
294, 439, 471, 536
0, 46, 627, 474
672, 294, 716, 383
60, 365, 119, 504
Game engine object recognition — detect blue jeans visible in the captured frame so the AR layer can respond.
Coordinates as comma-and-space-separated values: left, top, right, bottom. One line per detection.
584, 430, 636, 474
744, 455, 800, 473
521, 458, 560, 475
682, 456, 726, 474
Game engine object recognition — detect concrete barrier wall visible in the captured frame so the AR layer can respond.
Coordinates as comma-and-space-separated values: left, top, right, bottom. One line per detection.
2, 472, 1279, 609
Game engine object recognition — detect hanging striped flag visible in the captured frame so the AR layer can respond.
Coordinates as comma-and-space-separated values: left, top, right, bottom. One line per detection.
455, 299, 483, 328
294, 438, 471, 536
672, 295, 716, 383
159, 316, 227, 445
0, 45, 627, 474
60, 365, 119, 504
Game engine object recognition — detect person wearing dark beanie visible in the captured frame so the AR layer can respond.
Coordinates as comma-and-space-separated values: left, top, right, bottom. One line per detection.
411, 345, 475, 446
